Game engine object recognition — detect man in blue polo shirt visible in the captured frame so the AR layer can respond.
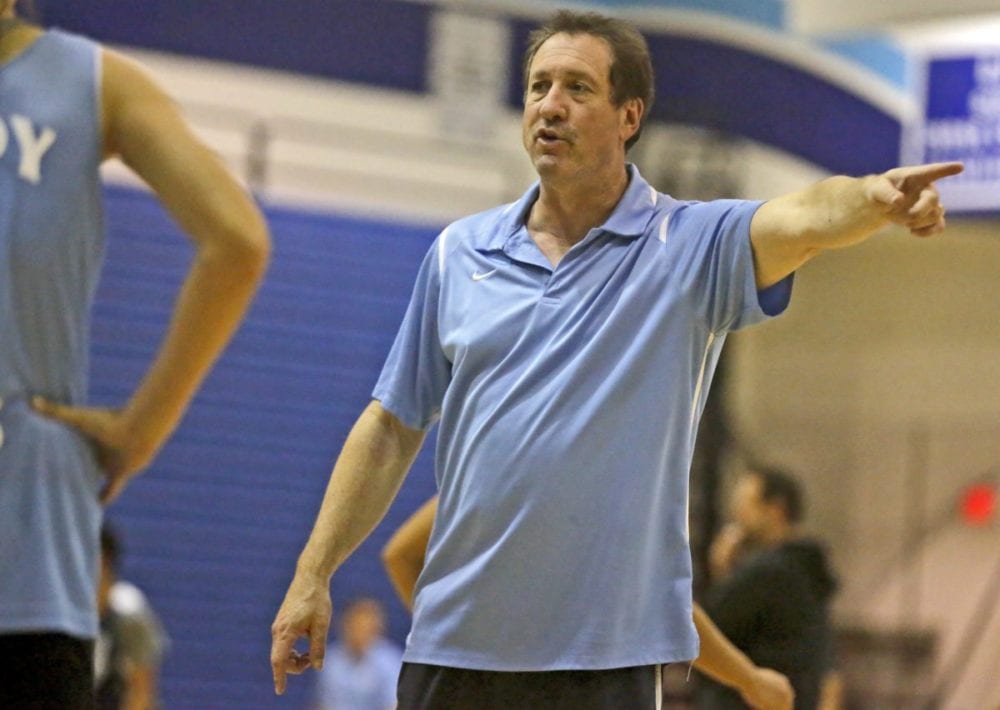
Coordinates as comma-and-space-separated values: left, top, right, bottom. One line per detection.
271, 10, 960, 709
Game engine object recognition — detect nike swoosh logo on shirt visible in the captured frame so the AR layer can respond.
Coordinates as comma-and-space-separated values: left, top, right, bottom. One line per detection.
472, 269, 498, 281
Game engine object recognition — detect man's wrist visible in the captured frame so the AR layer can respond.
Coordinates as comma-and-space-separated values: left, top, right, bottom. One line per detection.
295, 550, 336, 584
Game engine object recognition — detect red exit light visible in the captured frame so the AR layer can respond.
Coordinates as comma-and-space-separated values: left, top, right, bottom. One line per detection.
960, 483, 998, 526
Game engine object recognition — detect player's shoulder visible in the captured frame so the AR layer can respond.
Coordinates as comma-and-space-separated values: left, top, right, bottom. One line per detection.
668, 198, 761, 221
655, 197, 762, 243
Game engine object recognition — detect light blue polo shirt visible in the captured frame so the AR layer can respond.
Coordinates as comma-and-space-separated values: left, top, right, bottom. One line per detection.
373, 165, 792, 671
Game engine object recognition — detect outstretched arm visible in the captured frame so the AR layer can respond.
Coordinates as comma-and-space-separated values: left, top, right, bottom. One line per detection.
33, 49, 270, 503
750, 162, 963, 288
271, 401, 425, 695
693, 604, 794, 710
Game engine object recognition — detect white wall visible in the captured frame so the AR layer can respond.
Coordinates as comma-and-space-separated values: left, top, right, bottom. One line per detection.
791, 0, 1000, 34
102, 49, 537, 224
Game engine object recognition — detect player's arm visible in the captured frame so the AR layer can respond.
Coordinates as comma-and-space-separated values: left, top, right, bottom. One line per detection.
110, 598, 166, 710
119, 664, 157, 710
693, 604, 794, 710
818, 669, 845, 710
382, 496, 438, 611
271, 401, 425, 695
749, 162, 963, 288
33, 49, 270, 503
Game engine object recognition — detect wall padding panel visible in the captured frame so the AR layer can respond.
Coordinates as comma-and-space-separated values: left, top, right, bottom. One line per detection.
92, 186, 440, 708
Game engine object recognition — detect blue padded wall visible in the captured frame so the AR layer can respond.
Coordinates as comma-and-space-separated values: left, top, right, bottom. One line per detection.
40, 0, 432, 93
92, 186, 441, 708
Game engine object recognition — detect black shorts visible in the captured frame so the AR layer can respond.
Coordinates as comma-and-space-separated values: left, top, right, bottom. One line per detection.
398, 661, 663, 710
0, 632, 96, 710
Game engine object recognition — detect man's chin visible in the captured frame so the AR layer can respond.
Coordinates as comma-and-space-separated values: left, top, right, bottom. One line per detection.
532, 154, 569, 175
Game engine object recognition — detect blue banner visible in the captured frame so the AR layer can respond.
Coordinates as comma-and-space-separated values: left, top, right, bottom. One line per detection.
915, 53, 1000, 213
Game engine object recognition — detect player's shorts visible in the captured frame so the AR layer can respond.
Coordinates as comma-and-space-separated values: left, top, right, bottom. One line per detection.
398, 661, 663, 709
0, 632, 95, 709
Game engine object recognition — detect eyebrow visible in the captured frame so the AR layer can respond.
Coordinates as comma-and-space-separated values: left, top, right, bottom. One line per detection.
528, 67, 600, 81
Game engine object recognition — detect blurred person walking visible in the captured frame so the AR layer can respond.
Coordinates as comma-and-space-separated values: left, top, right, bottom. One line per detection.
311, 598, 402, 710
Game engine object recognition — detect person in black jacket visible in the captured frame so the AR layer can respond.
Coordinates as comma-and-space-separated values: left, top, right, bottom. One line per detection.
697, 466, 839, 710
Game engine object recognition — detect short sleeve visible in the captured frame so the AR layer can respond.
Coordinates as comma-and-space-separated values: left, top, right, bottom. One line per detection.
372, 237, 452, 430
670, 199, 793, 333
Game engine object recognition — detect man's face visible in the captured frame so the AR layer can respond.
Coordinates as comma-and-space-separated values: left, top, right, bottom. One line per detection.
341, 602, 384, 655
730, 473, 771, 541
521, 32, 639, 183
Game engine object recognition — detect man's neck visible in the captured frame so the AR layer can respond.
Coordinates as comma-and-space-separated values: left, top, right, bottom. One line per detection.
0, 17, 40, 63
527, 166, 630, 265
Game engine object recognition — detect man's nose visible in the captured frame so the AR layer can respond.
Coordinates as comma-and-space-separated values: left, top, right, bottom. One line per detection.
538, 86, 568, 121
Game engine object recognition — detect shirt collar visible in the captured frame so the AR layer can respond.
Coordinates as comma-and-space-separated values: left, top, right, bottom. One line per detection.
485, 164, 658, 252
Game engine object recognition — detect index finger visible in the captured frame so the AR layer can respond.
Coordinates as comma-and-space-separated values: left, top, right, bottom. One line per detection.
908, 161, 964, 184
270, 629, 295, 695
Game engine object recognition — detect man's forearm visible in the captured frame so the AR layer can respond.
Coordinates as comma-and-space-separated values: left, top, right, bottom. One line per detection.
778, 175, 889, 249
750, 162, 961, 289
121, 235, 267, 461
297, 402, 425, 581
750, 175, 886, 288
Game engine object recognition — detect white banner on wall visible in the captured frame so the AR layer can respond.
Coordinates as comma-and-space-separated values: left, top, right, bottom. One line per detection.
429, 10, 512, 143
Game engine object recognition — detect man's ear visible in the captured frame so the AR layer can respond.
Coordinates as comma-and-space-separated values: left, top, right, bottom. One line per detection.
621, 97, 644, 143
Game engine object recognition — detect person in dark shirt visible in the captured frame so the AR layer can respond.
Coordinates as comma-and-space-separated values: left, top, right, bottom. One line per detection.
698, 466, 839, 710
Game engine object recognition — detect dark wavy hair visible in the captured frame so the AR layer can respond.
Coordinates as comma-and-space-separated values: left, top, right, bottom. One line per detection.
752, 466, 805, 524
523, 10, 655, 151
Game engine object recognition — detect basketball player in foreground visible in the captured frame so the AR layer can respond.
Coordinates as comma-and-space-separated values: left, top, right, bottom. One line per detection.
0, 2, 269, 706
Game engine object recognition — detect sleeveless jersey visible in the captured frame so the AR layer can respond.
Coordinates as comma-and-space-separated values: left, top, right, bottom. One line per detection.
0, 29, 106, 639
